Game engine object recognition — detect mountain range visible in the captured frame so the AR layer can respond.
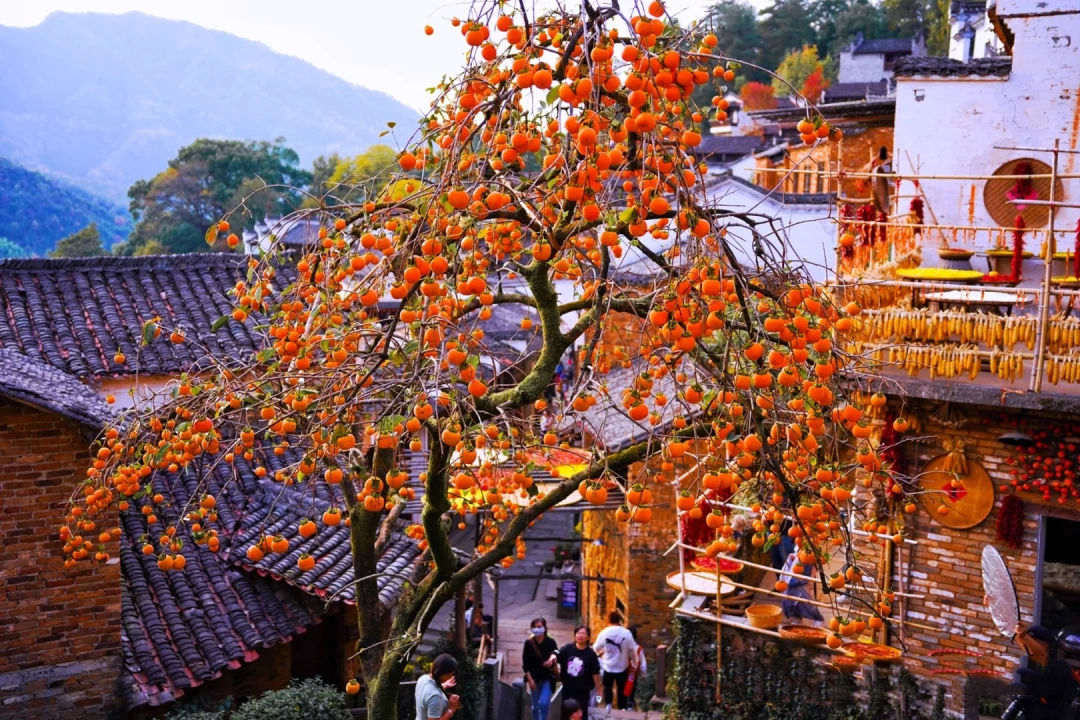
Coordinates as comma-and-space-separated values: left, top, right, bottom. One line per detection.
0, 11, 420, 202
0, 158, 131, 257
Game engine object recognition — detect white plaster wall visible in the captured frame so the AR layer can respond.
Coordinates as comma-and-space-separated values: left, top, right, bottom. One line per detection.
839, 52, 889, 83
949, 15, 1004, 60
893, 5, 1080, 247
705, 179, 838, 281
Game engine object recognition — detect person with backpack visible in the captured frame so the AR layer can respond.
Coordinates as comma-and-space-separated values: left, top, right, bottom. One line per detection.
522, 617, 558, 720
592, 611, 637, 711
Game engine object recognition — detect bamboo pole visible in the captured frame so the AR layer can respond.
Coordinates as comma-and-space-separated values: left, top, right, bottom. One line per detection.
1032, 140, 1062, 393
671, 541, 925, 598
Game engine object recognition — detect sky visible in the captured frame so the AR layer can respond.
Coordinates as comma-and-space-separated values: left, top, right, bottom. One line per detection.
0, 1, 739, 111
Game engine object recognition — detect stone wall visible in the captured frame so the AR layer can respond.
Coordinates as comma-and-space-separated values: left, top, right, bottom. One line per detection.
0, 399, 123, 719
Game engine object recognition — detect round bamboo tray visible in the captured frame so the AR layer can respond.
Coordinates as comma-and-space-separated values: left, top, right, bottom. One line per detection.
919, 454, 995, 529
778, 624, 829, 644
666, 571, 735, 597
842, 641, 903, 665
690, 556, 744, 575
937, 248, 975, 261
745, 604, 783, 629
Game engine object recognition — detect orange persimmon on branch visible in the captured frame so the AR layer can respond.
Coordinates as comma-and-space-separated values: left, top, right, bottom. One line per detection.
63, 3, 890, 717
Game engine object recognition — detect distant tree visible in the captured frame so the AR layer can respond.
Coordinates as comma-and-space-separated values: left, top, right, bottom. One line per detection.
304, 152, 344, 208
323, 145, 399, 205
883, 0, 932, 39
773, 45, 827, 97
758, 0, 817, 75
800, 67, 832, 103
739, 81, 779, 110
831, 0, 889, 53
700, 1, 766, 81
0, 238, 28, 259
50, 223, 107, 258
123, 138, 312, 255
926, 0, 952, 54
132, 239, 170, 256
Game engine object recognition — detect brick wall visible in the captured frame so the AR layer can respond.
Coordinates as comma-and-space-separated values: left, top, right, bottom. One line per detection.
885, 402, 1073, 715
582, 449, 704, 661
0, 399, 123, 719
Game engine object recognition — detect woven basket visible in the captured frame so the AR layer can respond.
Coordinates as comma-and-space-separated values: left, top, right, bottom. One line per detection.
745, 604, 783, 629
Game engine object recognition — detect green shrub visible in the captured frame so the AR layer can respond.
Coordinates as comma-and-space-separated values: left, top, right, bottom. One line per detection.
230, 678, 351, 720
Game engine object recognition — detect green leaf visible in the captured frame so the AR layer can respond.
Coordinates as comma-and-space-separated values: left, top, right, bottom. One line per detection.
210, 314, 229, 332
546, 86, 560, 105
142, 321, 156, 346
205, 225, 219, 246
466, 355, 480, 368
526, 482, 539, 497
762, 534, 779, 553
379, 130, 390, 137
378, 414, 407, 434
256, 348, 275, 363
387, 121, 397, 129
619, 207, 636, 224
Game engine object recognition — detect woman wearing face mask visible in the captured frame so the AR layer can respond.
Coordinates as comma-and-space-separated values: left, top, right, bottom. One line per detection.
521, 617, 557, 720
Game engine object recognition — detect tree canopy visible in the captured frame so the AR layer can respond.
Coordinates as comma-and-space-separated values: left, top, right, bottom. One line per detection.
774, 45, 830, 98
66, 4, 901, 719
50, 223, 107, 258
121, 138, 312, 255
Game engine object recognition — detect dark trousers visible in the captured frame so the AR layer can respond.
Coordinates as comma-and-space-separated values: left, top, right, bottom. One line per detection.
563, 688, 592, 720
602, 669, 630, 709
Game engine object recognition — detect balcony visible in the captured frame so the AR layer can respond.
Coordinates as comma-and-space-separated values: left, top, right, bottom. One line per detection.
829, 147, 1080, 409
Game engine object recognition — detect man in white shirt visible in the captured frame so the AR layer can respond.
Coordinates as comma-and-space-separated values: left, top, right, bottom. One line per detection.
592, 611, 637, 710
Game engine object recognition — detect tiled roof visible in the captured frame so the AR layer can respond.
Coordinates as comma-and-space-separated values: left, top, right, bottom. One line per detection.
853, 37, 915, 55
822, 81, 890, 102
0, 254, 292, 379
694, 135, 765, 159
573, 358, 682, 452
118, 443, 423, 707
232, 473, 423, 607
894, 55, 1011, 77
0, 346, 115, 426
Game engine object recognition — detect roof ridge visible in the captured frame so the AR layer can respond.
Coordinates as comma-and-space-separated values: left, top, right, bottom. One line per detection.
0, 252, 248, 272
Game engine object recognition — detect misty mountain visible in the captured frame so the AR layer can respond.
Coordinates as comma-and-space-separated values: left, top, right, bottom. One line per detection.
0, 12, 420, 201
0, 158, 131, 256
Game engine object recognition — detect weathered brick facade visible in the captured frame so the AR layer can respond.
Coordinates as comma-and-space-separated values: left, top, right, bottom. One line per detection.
887, 403, 1064, 716
0, 398, 123, 719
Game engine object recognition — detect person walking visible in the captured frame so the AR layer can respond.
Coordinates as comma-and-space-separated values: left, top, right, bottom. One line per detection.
592, 611, 637, 711
522, 618, 558, 720
625, 625, 646, 709
550, 625, 602, 720
414, 654, 461, 720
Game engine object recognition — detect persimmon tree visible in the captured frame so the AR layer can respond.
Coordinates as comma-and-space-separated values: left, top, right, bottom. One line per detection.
63, 2, 907, 718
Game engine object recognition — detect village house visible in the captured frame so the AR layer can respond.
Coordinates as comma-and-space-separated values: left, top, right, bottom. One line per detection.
0, 254, 425, 718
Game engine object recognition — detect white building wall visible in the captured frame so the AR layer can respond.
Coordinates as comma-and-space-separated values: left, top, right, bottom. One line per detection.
838, 51, 889, 83
893, 0, 1080, 247
949, 14, 1004, 60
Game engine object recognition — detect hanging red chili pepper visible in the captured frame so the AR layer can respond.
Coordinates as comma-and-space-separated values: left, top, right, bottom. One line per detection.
995, 493, 1024, 549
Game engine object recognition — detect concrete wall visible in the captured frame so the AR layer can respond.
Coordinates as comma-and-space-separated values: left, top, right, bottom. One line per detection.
893, 4, 1080, 238
839, 50, 889, 83
0, 399, 123, 719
